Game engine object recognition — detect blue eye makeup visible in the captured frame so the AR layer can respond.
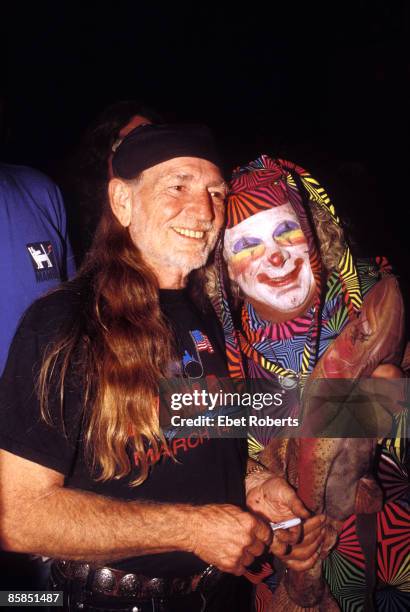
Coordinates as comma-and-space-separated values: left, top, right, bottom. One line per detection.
232, 237, 262, 254
273, 220, 300, 238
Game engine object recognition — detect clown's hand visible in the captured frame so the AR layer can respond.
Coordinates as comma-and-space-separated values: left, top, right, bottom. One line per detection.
271, 514, 326, 571
246, 472, 310, 543
246, 472, 326, 569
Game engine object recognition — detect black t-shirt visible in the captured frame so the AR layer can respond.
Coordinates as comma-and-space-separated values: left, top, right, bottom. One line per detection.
0, 288, 247, 577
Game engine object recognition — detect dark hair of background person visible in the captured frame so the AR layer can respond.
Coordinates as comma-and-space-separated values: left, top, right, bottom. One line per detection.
63, 100, 164, 265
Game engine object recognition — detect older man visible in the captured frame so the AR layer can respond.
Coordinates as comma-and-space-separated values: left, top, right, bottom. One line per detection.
0, 126, 322, 611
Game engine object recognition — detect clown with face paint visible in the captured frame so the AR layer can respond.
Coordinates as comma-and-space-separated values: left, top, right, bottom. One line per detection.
224, 202, 316, 324
213, 155, 408, 610
220, 154, 405, 387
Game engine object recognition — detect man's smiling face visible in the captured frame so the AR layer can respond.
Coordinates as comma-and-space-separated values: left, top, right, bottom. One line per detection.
224, 203, 316, 321
127, 156, 226, 280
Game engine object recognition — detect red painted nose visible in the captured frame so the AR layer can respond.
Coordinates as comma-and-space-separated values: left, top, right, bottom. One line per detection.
268, 251, 286, 267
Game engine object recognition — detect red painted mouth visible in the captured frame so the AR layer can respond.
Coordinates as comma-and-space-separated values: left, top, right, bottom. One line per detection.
257, 258, 303, 287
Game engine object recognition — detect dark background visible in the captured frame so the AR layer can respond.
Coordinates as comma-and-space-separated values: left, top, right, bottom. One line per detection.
3, 0, 410, 292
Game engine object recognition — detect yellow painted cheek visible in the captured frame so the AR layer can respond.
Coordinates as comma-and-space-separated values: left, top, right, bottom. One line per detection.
251, 244, 266, 260
230, 244, 266, 276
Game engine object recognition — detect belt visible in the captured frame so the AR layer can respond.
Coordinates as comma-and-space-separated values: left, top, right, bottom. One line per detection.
53, 560, 223, 599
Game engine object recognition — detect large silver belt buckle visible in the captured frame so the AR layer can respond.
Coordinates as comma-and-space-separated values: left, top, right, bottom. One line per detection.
196, 565, 223, 594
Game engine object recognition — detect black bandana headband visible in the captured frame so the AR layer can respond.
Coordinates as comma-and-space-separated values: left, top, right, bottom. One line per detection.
112, 123, 221, 179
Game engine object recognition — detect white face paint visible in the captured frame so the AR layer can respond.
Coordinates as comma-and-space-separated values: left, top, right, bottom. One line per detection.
223, 203, 316, 321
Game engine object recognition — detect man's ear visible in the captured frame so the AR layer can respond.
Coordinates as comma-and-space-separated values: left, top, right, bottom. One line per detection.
108, 178, 133, 227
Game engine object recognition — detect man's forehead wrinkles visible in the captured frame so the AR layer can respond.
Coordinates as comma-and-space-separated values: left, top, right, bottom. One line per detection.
157, 171, 223, 180
155, 171, 225, 186
174, 173, 194, 181
155, 171, 194, 182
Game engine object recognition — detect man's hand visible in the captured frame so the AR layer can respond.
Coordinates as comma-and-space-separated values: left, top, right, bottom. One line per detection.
189, 504, 272, 575
0, 451, 271, 567
371, 364, 403, 378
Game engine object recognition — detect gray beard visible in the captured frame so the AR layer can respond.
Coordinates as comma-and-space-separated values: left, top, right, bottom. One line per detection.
160, 248, 210, 275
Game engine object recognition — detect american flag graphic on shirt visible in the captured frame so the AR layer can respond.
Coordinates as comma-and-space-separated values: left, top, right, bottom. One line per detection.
190, 330, 214, 353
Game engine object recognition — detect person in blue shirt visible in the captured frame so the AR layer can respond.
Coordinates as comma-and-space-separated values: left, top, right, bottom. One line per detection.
0, 163, 76, 375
